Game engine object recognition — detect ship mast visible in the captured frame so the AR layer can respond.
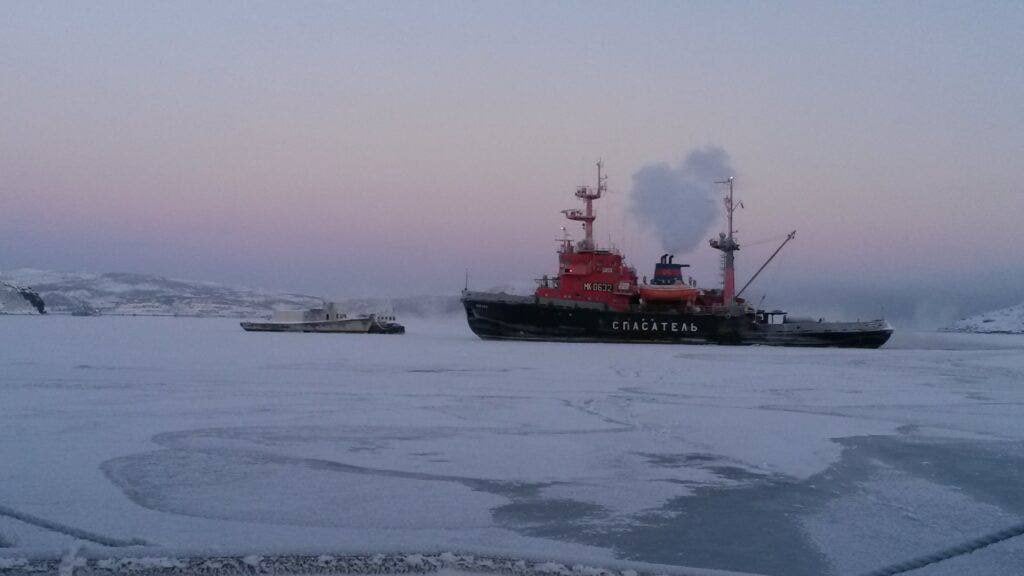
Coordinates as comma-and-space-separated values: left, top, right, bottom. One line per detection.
710, 176, 740, 303
563, 161, 607, 251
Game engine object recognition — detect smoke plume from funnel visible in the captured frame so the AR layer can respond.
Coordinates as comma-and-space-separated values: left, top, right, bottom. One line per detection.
629, 146, 734, 254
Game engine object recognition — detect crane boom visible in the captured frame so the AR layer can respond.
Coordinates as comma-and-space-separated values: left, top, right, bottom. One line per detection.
735, 230, 796, 300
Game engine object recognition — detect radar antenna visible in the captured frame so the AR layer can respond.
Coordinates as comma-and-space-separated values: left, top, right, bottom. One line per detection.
562, 160, 607, 251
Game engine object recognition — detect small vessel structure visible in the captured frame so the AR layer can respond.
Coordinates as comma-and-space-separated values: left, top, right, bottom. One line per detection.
241, 302, 404, 334
462, 162, 892, 348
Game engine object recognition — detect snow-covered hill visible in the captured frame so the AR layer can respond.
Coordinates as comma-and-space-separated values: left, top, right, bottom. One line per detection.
0, 281, 45, 314
0, 269, 463, 318
946, 303, 1024, 334
0, 269, 322, 317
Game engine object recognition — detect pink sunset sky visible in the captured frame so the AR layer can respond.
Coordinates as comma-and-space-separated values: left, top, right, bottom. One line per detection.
2, 2, 1022, 321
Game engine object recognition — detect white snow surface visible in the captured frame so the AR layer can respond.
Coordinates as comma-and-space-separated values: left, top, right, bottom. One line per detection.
1, 317, 1023, 576
947, 302, 1024, 334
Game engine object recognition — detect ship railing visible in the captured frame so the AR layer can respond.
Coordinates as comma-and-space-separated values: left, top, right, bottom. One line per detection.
708, 303, 755, 315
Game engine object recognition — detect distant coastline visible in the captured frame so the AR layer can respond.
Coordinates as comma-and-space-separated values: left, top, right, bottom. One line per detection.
0, 269, 461, 319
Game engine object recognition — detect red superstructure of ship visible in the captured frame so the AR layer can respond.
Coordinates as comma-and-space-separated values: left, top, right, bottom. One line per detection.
534, 162, 638, 312
533, 161, 727, 313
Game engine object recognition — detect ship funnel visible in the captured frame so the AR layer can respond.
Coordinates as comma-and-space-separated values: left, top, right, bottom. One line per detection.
669, 255, 674, 264
653, 258, 685, 286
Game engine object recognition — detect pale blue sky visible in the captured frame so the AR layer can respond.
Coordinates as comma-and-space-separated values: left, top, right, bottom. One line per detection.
2, 2, 1022, 322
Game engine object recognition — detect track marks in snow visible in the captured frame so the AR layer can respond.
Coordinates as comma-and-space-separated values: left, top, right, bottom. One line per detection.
107, 431, 552, 494
100, 430, 551, 529
558, 399, 635, 430
0, 504, 148, 548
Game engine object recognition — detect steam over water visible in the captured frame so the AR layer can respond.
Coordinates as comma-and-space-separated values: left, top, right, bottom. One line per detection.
629, 147, 734, 254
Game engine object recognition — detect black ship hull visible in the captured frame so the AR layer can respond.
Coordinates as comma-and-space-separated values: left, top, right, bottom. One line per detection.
462, 292, 892, 349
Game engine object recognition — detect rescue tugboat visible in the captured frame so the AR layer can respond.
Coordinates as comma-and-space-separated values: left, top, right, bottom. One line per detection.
241, 302, 404, 334
462, 162, 892, 348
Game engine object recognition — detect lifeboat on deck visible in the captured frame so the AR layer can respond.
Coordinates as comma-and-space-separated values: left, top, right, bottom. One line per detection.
639, 284, 699, 302
641, 254, 699, 302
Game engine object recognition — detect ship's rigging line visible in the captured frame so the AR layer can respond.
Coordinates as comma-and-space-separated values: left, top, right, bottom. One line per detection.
755, 239, 788, 305
744, 232, 795, 247
736, 231, 797, 300
738, 230, 797, 302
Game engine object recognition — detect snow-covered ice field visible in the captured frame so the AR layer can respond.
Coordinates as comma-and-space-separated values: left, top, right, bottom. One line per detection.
2, 316, 1023, 575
